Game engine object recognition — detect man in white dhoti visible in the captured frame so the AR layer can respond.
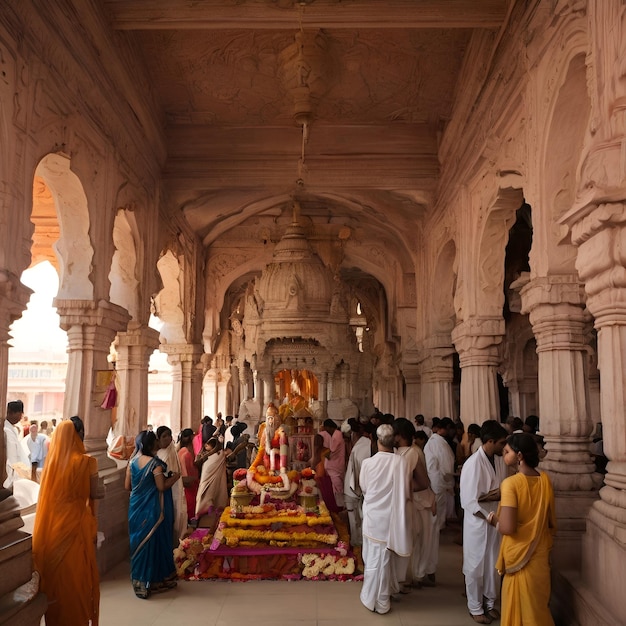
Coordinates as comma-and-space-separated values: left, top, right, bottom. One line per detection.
393, 418, 435, 589
359, 424, 411, 615
343, 421, 373, 547
460, 420, 508, 624
423, 416, 456, 585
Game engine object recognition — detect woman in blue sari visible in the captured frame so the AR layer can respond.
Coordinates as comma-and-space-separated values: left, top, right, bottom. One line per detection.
125, 430, 181, 598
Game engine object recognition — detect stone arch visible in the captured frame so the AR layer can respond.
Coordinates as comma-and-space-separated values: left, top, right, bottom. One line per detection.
534, 49, 590, 276
475, 185, 525, 317
34, 153, 94, 300
154, 249, 186, 344
109, 208, 140, 321
430, 239, 457, 333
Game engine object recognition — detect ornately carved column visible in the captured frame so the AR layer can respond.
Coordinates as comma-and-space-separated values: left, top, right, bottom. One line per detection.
419, 334, 456, 420
162, 344, 204, 433
560, 203, 626, 621
0, 272, 31, 486
521, 276, 600, 568
319, 371, 328, 419
114, 322, 160, 437
230, 363, 240, 416
55, 299, 130, 469
451, 318, 504, 424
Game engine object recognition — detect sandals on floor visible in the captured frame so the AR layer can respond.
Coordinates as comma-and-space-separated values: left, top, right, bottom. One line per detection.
485, 608, 500, 620
469, 614, 492, 624
132, 579, 150, 600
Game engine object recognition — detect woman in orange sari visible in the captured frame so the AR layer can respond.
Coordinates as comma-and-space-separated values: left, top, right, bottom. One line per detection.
489, 433, 556, 626
33, 417, 100, 625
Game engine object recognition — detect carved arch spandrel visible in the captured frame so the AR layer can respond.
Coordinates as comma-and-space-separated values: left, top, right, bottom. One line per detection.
154, 249, 186, 345
109, 208, 141, 322
531, 45, 590, 277
473, 185, 525, 318
34, 153, 94, 301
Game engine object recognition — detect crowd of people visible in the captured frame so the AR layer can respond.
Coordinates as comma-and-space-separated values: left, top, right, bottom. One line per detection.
3, 400, 557, 623
348, 411, 556, 624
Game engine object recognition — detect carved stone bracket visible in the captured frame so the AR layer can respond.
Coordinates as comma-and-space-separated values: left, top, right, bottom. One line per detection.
451, 317, 504, 367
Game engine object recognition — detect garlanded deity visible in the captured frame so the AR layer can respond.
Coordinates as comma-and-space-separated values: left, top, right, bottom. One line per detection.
247, 403, 293, 494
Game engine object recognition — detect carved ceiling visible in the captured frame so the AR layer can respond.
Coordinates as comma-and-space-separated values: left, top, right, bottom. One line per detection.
103, 0, 507, 259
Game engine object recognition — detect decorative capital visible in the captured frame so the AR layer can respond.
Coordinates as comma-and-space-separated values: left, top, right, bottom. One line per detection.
54, 299, 130, 333
451, 317, 504, 367
0, 271, 32, 335
161, 343, 204, 366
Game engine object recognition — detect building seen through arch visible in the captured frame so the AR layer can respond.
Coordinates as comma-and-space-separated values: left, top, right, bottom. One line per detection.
0, 2, 624, 623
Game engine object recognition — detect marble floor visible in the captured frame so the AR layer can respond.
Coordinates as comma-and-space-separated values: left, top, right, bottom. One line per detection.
98, 525, 480, 626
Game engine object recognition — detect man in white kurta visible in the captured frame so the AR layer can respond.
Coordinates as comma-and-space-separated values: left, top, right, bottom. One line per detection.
423, 417, 456, 583
343, 422, 373, 547
359, 424, 411, 615
4, 401, 30, 488
460, 420, 508, 621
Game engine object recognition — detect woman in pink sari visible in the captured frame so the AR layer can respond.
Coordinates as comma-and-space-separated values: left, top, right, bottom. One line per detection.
177, 428, 199, 521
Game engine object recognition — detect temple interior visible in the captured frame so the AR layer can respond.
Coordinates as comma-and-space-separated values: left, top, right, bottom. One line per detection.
1, 1, 626, 624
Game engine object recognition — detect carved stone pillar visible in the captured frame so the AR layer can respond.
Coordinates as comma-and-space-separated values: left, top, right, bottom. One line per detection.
55, 299, 130, 469
114, 323, 160, 437
420, 334, 456, 420
402, 360, 421, 421
218, 368, 232, 416
230, 363, 240, 416
238, 361, 251, 404
252, 369, 262, 408
451, 318, 504, 424
258, 370, 273, 415
163, 344, 204, 433
0, 273, 31, 485
0, 274, 45, 623
54, 299, 131, 572
559, 201, 626, 621
520, 276, 600, 569
319, 371, 328, 419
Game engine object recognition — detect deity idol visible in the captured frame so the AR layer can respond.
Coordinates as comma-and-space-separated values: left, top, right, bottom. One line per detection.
247, 403, 292, 493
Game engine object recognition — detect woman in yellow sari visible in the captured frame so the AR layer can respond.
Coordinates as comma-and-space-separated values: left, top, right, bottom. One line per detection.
488, 433, 556, 626
33, 417, 100, 625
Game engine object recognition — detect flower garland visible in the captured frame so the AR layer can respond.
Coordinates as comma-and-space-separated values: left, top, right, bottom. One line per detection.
173, 533, 213, 577
222, 502, 332, 527
222, 527, 338, 546
300, 553, 356, 579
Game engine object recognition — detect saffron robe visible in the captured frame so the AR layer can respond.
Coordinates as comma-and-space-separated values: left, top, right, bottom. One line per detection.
496, 471, 556, 626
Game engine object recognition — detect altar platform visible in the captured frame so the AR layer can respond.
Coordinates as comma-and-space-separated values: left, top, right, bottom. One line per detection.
175, 504, 359, 581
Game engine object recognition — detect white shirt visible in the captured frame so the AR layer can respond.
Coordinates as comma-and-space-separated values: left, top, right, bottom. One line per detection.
22, 433, 48, 467
4, 420, 30, 488
424, 432, 455, 495
344, 436, 371, 498
360, 451, 411, 556
416, 425, 432, 438
460, 446, 507, 574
